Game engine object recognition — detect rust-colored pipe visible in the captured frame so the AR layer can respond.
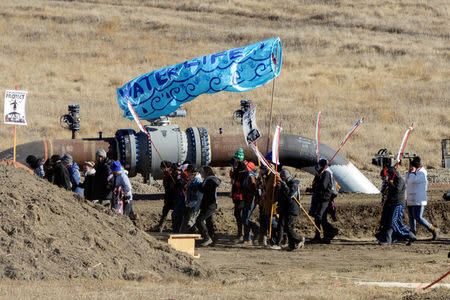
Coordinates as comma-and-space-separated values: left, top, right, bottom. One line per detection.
0, 139, 113, 167
209, 135, 270, 166
0, 132, 379, 193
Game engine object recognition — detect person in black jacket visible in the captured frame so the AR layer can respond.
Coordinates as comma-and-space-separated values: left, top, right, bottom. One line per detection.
271, 169, 305, 251
48, 155, 71, 190
93, 149, 113, 206
378, 167, 417, 246
157, 161, 178, 232
81, 161, 96, 201
312, 159, 338, 244
196, 166, 221, 246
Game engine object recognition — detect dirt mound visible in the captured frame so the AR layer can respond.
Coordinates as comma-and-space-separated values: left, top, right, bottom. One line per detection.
0, 164, 213, 280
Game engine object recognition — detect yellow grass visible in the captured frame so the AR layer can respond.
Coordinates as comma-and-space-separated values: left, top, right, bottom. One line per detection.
0, 0, 448, 170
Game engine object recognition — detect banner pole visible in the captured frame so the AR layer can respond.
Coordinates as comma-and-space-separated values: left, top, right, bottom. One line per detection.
266, 42, 279, 153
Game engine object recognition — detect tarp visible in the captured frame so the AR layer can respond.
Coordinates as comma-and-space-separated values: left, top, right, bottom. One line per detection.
117, 38, 282, 120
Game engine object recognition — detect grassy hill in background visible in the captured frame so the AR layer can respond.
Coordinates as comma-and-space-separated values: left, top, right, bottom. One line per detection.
0, 0, 448, 170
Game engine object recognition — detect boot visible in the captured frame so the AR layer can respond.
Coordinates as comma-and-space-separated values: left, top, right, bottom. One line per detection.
262, 235, 268, 246
429, 225, 440, 240
406, 231, 417, 246
310, 230, 322, 243
233, 235, 244, 244
200, 237, 213, 247
157, 217, 167, 233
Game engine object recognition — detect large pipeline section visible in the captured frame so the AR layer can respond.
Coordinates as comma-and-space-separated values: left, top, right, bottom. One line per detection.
0, 125, 379, 194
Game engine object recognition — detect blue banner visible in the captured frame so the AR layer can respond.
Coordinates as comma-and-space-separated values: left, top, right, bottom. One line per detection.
117, 38, 282, 120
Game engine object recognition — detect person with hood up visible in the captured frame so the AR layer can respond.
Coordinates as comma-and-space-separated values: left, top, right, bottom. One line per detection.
405, 156, 439, 240
271, 169, 305, 250
48, 155, 71, 190
81, 161, 96, 201
110, 161, 133, 217
26, 155, 45, 178
196, 166, 221, 246
179, 165, 203, 233
378, 167, 417, 246
62, 154, 83, 195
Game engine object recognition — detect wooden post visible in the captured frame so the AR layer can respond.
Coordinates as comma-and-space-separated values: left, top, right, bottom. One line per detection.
13, 85, 18, 162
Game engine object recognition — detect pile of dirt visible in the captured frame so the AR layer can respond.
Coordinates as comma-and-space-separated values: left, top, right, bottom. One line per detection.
0, 164, 214, 280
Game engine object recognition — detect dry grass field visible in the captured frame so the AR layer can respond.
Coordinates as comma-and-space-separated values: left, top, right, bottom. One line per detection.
0, 0, 448, 170
0, 2, 449, 298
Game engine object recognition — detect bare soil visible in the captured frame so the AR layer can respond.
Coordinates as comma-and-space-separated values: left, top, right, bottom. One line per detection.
0, 164, 213, 281
0, 164, 448, 299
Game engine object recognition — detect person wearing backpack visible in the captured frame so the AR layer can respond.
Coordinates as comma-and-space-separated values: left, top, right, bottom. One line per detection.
312, 159, 339, 244
62, 154, 84, 196
270, 169, 305, 251
196, 166, 221, 246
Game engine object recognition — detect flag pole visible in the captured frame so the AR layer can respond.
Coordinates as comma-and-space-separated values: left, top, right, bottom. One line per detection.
266, 42, 279, 153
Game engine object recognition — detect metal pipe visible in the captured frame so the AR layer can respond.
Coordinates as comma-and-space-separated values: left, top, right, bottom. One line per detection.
0, 128, 379, 194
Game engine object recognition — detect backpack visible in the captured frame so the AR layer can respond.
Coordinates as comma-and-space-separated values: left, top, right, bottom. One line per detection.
327, 169, 339, 198
243, 170, 256, 189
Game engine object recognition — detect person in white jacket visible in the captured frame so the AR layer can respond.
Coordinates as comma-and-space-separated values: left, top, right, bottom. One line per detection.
405, 157, 439, 240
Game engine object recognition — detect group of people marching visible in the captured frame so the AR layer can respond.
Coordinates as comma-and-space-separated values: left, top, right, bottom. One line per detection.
26, 149, 136, 218
157, 161, 221, 247
376, 156, 439, 245
157, 148, 341, 250
27, 147, 440, 249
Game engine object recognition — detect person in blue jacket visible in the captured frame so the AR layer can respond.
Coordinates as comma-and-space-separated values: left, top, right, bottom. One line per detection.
62, 154, 83, 196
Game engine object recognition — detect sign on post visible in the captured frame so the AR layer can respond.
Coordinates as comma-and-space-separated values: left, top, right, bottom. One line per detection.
242, 105, 261, 145
4, 90, 27, 125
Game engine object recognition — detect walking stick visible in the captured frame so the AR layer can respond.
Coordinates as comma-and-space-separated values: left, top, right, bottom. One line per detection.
294, 194, 321, 233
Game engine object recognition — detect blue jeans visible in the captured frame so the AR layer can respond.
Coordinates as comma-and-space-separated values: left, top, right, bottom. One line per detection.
243, 201, 259, 241
407, 205, 431, 231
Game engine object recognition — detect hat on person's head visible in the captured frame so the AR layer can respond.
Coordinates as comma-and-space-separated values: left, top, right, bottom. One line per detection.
386, 166, 396, 177
61, 154, 73, 165
279, 169, 291, 180
411, 156, 421, 168
234, 148, 245, 161
50, 155, 61, 164
110, 161, 122, 172
318, 158, 328, 168
84, 161, 95, 168
186, 164, 198, 174
96, 149, 107, 158
26, 155, 38, 166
